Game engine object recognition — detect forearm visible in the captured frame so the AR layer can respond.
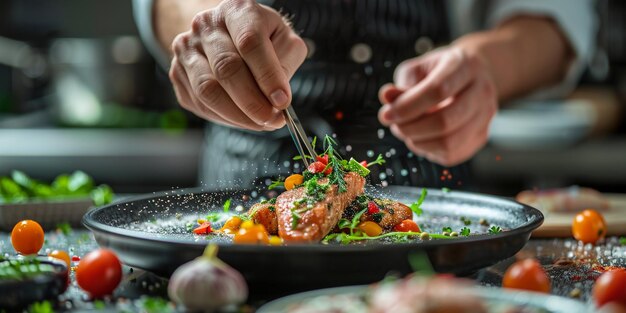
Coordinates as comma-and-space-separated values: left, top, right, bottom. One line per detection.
153, 0, 222, 57
454, 16, 573, 101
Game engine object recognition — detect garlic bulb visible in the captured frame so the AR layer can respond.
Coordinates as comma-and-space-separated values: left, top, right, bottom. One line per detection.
168, 245, 248, 312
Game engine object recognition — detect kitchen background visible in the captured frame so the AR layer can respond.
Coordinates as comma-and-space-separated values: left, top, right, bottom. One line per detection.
0, 0, 625, 195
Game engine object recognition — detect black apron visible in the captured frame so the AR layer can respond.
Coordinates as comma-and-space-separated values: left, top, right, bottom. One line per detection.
200, 0, 472, 190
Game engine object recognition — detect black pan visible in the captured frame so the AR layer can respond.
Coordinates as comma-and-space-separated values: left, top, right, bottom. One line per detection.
83, 186, 542, 296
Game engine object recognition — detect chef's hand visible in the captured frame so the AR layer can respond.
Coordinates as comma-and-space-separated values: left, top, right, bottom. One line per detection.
169, 0, 307, 131
378, 46, 498, 166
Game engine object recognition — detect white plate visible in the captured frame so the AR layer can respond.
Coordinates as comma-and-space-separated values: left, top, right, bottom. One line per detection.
258, 285, 590, 313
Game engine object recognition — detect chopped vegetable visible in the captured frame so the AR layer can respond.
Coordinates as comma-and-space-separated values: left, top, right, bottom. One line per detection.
11, 220, 44, 255
367, 201, 380, 214
409, 189, 428, 217
316, 154, 329, 165
168, 245, 247, 311
345, 158, 370, 177
220, 216, 243, 234
307, 161, 329, 175
284, 174, 304, 190
269, 236, 283, 246
233, 223, 269, 244
193, 222, 212, 235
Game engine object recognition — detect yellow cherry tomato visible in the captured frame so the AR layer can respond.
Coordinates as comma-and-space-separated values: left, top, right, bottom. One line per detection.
240, 220, 255, 230
284, 174, 304, 190
49, 250, 71, 268
220, 216, 243, 234
572, 209, 606, 244
358, 221, 383, 237
11, 220, 44, 255
234, 224, 269, 244
269, 236, 283, 246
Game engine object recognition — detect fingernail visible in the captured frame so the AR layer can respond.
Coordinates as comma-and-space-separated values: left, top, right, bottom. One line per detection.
270, 89, 289, 108
382, 106, 396, 122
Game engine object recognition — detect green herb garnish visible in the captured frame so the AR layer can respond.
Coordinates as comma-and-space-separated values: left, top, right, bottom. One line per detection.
489, 226, 502, 234
349, 208, 367, 235
323, 136, 347, 193
28, 301, 54, 313
222, 198, 231, 213
460, 216, 471, 226
139, 296, 172, 313
371, 212, 384, 223
409, 188, 428, 217
619, 237, 626, 245
323, 231, 451, 244
291, 209, 301, 229
366, 154, 386, 167
268, 179, 285, 190
55, 222, 72, 236
441, 226, 452, 233
460, 227, 470, 237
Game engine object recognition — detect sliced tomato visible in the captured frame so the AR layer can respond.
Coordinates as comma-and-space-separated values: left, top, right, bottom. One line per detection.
193, 222, 212, 235
316, 155, 329, 165
308, 161, 332, 175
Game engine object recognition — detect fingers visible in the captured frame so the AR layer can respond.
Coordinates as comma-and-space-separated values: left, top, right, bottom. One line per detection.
389, 81, 482, 142
402, 79, 498, 166
192, 12, 282, 128
378, 83, 404, 104
380, 48, 475, 126
222, 2, 293, 109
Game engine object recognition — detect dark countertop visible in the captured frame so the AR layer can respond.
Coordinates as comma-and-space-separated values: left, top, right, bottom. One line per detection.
1, 229, 625, 312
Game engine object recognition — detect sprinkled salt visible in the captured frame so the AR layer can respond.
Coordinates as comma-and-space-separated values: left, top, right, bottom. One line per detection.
379, 173, 387, 180
367, 150, 375, 158
400, 169, 408, 176
346, 145, 352, 152
283, 161, 290, 167
377, 129, 385, 139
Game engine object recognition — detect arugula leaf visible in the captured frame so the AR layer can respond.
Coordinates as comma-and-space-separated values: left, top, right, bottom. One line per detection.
410, 188, 428, 217
268, 180, 285, 190
349, 208, 367, 235
222, 198, 231, 213
442, 226, 453, 233
488, 226, 502, 234
460, 227, 470, 237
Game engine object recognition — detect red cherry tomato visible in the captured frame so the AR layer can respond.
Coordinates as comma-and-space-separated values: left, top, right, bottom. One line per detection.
502, 259, 550, 293
193, 222, 213, 235
367, 201, 380, 214
308, 161, 332, 175
593, 269, 626, 308
316, 155, 329, 165
76, 249, 122, 298
11, 220, 44, 255
393, 219, 421, 233
572, 209, 606, 244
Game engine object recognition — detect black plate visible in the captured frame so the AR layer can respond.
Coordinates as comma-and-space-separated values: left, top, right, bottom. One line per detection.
0, 256, 69, 310
83, 187, 542, 296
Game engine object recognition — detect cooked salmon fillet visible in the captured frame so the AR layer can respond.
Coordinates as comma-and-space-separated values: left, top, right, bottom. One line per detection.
276, 172, 365, 243
361, 200, 412, 230
248, 202, 278, 235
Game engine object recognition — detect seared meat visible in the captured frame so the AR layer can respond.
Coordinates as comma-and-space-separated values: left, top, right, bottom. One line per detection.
362, 199, 412, 230
277, 172, 365, 243
248, 202, 278, 235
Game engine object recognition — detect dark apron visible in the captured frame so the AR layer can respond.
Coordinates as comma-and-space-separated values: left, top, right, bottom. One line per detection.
200, 0, 472, 190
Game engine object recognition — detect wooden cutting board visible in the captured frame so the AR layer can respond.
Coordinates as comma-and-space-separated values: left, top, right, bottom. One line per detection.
532, 193, 626, 237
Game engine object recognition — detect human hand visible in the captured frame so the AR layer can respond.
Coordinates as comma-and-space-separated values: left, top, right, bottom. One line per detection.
378, 46, 498, 166
169, 0, 307, 131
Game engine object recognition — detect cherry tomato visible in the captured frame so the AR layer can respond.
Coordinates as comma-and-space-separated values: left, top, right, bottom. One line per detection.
358, 221, 383, 237
233, 224, 269, 244
593, 269, 626, 308
220, 216, 243, 234
394, 219, 421, 233
308, 161, 332, 175
316, 155, 329, 165
572, 209, 606, 244
193, 222, 212, 235
284, 174, 304, 190
11, 220, 44, 255
502, 259, 550, 293
76, 249, 122, 298
360, 160, 368, 167
367, 201, 380, 214
49, 250, 71, 268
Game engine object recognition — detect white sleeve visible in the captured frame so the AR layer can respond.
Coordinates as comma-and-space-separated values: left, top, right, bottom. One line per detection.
133, 0, 171, 70
487, 0, 597, 99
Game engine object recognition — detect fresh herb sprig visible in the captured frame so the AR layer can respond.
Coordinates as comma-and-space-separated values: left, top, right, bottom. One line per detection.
409, 188, 428, 217
489, 226, 502, 234
206, 198, 232, 222
619, 237, 626, 245
366, 154, 386, 167
323, 136, 347, 193
268, 179, 285, 190
460, 227, 470, 236
323, 231, 451, 244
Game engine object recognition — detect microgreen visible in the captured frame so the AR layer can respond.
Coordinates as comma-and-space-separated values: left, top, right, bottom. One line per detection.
460, 227, 470, 237
409, 188, 428, 217
268, 179, 285, 190
56, 222, 72, 236
441, 226, 452, 233
323, 231, 452, 244
323, 136, 347, 193
28, 301, 54, 313
222, 198, 231, 213
460, 216, 471, 226
366, 154, 386, 167
349, 208, 367, 235
291, 209, 301, 229
488, 226, 502, 234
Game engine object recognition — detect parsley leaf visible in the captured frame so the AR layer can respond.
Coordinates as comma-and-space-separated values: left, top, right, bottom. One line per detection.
410, 188, 428, 217
489, 226, 502, 234
460, 227, 470, 237
442, 226, 452, 233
